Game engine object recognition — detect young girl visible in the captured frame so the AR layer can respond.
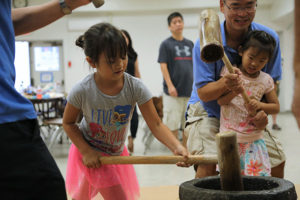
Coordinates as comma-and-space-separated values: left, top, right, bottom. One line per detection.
218, 30, 280, 176
121, 29, 141, 154
63, 23, 189, 200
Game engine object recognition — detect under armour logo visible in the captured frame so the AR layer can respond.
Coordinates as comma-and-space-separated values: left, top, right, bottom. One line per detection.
175, 46, 191, 57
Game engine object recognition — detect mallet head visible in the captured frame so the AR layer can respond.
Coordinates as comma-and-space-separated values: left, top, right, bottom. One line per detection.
199, 9, 224, 63
92, 0, 105, 8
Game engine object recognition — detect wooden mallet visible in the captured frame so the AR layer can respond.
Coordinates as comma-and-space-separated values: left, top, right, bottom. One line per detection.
199, 9, 251, 105
199, 9, 245, 191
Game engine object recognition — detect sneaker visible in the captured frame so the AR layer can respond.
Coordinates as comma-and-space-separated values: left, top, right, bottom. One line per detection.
272, 124, 282, 130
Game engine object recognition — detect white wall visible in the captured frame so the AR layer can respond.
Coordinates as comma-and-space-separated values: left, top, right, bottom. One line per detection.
16, 0, 295, 111
112, 12, 200, 96
279, 24, 295, 111
17, 10, 201, 96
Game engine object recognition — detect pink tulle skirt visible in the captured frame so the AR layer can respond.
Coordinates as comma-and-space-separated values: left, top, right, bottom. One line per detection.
66, 144, 140, 200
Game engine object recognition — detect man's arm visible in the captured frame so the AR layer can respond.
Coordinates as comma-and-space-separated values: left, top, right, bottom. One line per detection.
160, 63, 177, 97
12, 0, 91, 36
198, 68, 242, 102
198, 77, 228, 102
217, 90, 237, 106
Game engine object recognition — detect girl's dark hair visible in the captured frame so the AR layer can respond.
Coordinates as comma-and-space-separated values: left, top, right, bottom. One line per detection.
75, 23, 127, 65
240, 30, 276, 59
121, 29, 137, 59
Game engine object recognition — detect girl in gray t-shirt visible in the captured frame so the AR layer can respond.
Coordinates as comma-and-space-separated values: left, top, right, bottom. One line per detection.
63, 22, 189, 200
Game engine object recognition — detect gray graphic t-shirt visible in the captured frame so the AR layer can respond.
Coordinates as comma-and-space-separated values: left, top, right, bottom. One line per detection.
67, 73, 152, 155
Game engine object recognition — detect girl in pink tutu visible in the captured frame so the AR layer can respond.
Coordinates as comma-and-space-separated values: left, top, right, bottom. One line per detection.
63, 22, 189, 200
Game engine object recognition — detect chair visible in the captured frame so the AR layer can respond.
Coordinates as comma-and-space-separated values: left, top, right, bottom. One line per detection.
30, 96, 66, 151
43, 118, 64, 151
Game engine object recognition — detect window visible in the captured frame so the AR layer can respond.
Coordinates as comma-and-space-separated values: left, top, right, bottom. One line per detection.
34, 46, 60, 71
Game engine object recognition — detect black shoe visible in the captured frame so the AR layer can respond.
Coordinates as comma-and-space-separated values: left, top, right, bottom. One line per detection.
272, 124, 282, 130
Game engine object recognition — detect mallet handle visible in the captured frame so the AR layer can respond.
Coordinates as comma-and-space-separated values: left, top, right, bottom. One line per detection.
222, 54, 251, 104
99, 155, 218, 165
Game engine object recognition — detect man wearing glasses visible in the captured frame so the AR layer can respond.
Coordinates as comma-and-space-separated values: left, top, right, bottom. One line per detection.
185, 0, 285, 178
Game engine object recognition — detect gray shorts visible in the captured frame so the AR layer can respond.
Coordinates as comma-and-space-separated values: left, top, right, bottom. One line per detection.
184, 102, 286, 168
264, 128, 286, 167
162, 93, 189, 131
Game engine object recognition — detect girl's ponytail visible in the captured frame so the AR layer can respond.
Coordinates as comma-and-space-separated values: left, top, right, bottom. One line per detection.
75, 35, 85, 48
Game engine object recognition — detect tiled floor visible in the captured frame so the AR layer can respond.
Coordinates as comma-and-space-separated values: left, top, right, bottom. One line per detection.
52, 112, 300, 190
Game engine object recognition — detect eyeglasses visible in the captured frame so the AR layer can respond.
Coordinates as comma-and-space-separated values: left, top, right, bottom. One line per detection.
223, 1, 257, 13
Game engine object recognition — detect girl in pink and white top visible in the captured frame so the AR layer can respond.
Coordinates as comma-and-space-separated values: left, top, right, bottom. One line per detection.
218, 30, 280, 176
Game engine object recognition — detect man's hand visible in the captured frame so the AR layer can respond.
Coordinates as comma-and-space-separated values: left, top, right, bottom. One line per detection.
223, 67, 243, 94
168, 85, 178, 97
